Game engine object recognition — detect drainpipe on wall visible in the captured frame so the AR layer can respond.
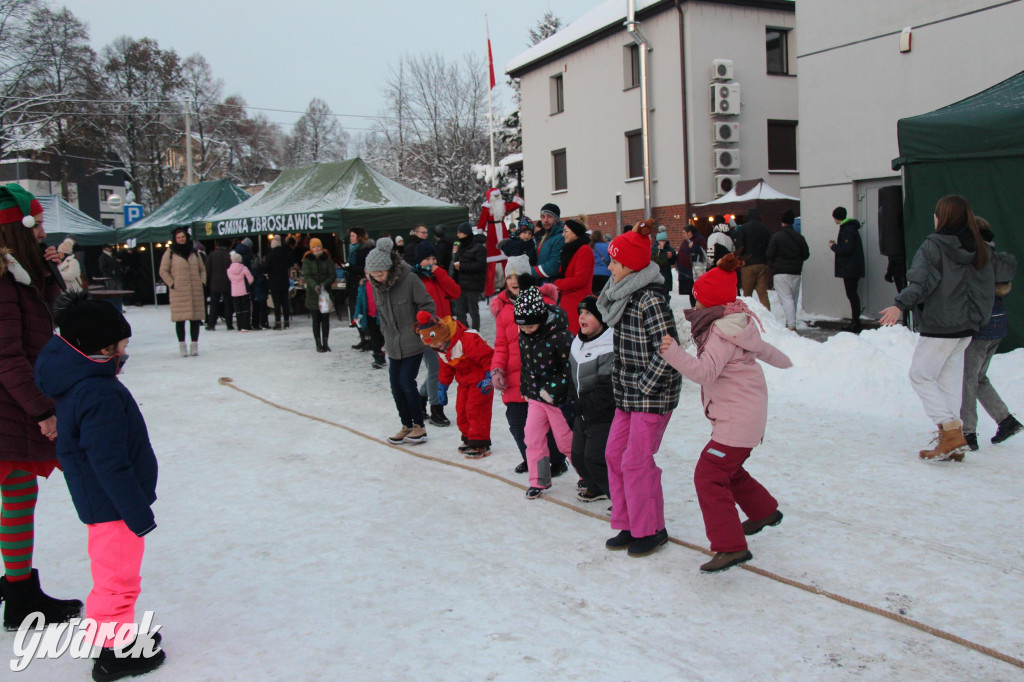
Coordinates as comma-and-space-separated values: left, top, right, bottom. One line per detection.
625, 0, 652, 220
675, 0, 691, 226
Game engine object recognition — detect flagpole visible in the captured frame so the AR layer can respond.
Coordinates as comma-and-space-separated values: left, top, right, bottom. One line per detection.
485, 14, 496, 185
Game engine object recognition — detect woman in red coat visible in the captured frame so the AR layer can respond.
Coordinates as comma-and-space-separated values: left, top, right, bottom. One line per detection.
0, 184, 82, 629
555, 219, 595, 334
490, 255, 561, 472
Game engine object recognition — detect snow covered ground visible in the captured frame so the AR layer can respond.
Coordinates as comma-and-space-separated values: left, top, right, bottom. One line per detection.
7, 297, 1024, 681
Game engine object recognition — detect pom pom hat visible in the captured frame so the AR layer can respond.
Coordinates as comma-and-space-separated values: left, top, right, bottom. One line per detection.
608, 219, 655, 272
0, 183, 43, 228
692, 253, 745, 308
365, 237, 395, 272
54, 291, 132, 355
514, 285, 547, 326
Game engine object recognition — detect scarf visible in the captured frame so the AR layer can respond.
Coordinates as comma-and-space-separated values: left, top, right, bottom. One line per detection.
170, 241, 194, 260
596, 262, 663, 327
558, 233, 590, 279
684, 300, 763, 355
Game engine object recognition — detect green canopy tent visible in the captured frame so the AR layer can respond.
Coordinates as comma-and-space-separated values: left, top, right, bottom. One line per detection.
199, 158, 467, 242
119, 178, 250, 243
36, 195, 116, 246
893, 70, 1024, 351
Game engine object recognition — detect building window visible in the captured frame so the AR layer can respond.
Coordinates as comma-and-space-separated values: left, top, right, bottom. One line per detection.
552, 149, 567, 191
550, 73, 564, 115
767, 120, 798, 171
625, 130, 643, 179
766, 28, 790, 75
624, 44, 640, 89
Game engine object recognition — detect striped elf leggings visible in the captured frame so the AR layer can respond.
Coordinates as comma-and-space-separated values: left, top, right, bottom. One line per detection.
1, 470, 38, 581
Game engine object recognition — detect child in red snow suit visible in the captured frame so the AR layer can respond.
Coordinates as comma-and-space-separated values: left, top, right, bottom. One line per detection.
415, 311, 494, 458
659, 253, 792, 573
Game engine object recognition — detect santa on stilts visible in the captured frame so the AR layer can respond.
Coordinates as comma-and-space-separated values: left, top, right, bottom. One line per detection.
477, 188, 523, 296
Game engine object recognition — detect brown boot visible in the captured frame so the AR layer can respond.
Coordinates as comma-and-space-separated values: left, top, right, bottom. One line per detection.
700, 550, 753, 573
919, 420, 967, 461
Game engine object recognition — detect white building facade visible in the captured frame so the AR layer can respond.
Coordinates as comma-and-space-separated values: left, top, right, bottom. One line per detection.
797, 0, 1024, 320
507, 0, 797, 241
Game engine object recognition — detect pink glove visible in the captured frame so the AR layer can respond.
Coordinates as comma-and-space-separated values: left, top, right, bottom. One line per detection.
491, 368, 507, 392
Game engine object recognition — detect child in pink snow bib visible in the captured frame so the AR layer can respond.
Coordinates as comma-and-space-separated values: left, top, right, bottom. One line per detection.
658, 253, 792, 573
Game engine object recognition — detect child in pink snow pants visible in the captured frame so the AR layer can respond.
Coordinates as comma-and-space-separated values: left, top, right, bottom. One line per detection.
596, 221, 681, 557
659, 254, 792, 573
33, 294, 166, 679
513, 278, 574, 499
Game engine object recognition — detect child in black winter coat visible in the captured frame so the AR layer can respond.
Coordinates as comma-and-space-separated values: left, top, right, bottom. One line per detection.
569, 296, 615, 502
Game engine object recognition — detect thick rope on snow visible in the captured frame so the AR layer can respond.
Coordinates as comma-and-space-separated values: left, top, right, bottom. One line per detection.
218, 376, 1024, 672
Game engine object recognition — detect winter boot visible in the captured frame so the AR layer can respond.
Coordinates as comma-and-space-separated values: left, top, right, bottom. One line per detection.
283, 320, 290, 330
91, 636, 166, 682
700, 550, 753, 573
605, 530, 635, 551
742, 509, 783, 536
404, 424, 428, 444
273, 321, 282, 331
463, 446, 491, 459
577, 489, 609, 503
387, 426, 412, 444
178, 342, 188, 358
189, 342, 198, 357
320, 317, 331, 352
627, 528, 669, 557
313, 322, 323, 352
992, 414, 1023, 444
513, 461, 528, 474
429, 405, 451, 427
964, 433, 979, 451
919, 420, 968, 461
524, 486, 550, 500
1, 569, 83, 631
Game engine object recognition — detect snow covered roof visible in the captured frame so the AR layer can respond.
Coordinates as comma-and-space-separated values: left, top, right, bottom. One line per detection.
506, 0, 793, 77
499, 153, 523, 167
697, 179, 798, 205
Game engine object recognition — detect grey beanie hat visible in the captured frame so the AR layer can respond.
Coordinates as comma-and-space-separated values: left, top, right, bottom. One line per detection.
365, 237, 395, 272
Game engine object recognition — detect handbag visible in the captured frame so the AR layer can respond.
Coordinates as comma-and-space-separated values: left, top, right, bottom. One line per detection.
691, 246, 708, 278
318, 287, 334, 314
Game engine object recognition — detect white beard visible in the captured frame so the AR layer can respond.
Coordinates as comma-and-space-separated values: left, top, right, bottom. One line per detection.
489, 193, 506, 222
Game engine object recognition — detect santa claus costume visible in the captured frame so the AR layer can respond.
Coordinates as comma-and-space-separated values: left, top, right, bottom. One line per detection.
477, 188, 522, 296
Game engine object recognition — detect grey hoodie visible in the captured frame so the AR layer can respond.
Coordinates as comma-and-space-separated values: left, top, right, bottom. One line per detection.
895, 226, 994, 337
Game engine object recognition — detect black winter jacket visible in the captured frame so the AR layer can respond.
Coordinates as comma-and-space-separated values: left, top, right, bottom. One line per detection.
266, 246, 294, 291
831, 219, 865, 279
206, 247, 232, 294
518, 304, 573, 406
735, 219, 771, 265
766, 227, 810, 275
452, 233, 487, 293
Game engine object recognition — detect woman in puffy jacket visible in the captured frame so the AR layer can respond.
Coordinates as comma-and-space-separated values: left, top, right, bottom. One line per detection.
300, 238, 336, 352
159, 226, 207, 354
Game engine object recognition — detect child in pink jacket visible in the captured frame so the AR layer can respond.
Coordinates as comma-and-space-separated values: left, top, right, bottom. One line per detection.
227, 251, 254, 331
658, 254, 792, 573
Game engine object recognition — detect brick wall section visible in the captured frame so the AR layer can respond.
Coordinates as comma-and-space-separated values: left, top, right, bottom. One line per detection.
577, 203, 709, 245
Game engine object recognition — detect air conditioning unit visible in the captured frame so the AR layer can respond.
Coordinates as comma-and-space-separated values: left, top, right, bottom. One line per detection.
712, 59, 734, 81
711, 83, 740, 115
713, 121, 739, 143
714, 149, 740, 170
714, 174, 740, 197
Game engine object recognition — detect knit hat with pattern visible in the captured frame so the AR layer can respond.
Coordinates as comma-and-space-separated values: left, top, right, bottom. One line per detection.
365, 237, 395, 272
513, 285, 547, 326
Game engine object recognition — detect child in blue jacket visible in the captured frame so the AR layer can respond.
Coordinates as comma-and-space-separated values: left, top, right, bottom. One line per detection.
35, 292, 165, 680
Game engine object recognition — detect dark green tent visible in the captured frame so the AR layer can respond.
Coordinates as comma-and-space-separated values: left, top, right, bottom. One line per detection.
893, 70, 1024, 350
36, 195, 116, 246
120, 178, 250, 243
199, 158, 467, 241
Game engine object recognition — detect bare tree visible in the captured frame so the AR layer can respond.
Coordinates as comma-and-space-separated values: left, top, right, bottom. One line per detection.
100, 36, 184, 206
284, 98, 348, 167
0, 0, 47, 158
370, 52, 495, 213
218, 94, 283, 187
180, 53, 225, 181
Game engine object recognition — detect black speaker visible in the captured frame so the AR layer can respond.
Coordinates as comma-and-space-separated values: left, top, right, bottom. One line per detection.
877, 185, 904, 257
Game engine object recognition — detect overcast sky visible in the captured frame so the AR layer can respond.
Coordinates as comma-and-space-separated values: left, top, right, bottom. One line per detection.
57, 0, 599, 136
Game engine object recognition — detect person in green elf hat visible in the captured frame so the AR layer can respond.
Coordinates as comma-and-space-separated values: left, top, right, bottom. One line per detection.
0, 183, 84, 629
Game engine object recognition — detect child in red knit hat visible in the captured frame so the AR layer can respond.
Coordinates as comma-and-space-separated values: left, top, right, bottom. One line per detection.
595, 220, 681, 557
416, 311, 494, 458
658, 253, 793, 573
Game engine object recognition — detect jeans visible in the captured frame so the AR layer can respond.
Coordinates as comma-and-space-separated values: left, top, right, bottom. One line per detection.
389, 354, 425, 427
960, 337, 1010, 434
207, 291, 233, 328
453, 290, 482, 330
